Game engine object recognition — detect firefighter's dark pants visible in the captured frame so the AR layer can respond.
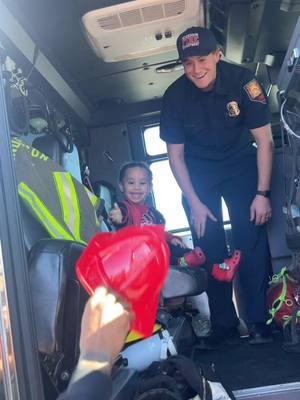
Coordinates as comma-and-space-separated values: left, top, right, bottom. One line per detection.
183, 152, 272, 328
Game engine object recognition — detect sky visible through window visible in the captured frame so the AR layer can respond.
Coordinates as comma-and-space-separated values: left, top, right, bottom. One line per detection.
150, 160, 189, 231
143, 126, 167, 156
144, 126, 188, 231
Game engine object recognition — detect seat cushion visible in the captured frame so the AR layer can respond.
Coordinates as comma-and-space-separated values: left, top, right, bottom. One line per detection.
162, 265, 207, 299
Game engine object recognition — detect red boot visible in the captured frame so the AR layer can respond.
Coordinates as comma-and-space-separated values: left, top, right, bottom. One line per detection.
211, 250, 241, 282
178, 246, 206, 267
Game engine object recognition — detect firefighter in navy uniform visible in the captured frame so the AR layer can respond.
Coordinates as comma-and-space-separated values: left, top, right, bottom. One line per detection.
160, 27, 274, 349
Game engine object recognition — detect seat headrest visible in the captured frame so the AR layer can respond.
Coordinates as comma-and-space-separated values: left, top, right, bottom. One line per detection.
93, 180, 117, 214
32, 135, 63, 165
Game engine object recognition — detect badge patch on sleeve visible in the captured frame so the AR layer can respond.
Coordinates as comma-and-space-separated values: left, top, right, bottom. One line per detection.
244, 79, 266, 104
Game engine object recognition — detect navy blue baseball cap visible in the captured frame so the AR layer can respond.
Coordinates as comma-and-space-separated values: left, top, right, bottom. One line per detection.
177, 27, 218, 61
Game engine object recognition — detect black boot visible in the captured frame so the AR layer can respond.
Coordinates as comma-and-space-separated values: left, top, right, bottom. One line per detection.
195, 325, 239, 350
249, 322, 273, 344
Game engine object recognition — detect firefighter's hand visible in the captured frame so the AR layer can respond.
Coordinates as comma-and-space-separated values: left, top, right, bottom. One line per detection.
80, 287, 131, 370
250, 195, 272, 225
189, 198, 217, 238
170, 237, 186, 248
109, 203, 123, 224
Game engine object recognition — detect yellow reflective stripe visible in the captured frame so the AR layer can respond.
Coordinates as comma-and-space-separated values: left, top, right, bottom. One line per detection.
11, 137, 23, 158
84, 187, 100, 225
66, 173, 81, 240
84, 186, 98, 206
54, 173, 70, 232
18, 182, 74, 240
53, 172, 81, 242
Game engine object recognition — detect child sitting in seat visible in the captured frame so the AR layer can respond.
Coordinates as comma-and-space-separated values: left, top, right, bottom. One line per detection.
109, 162, 240, 279
109, 161, 241, 337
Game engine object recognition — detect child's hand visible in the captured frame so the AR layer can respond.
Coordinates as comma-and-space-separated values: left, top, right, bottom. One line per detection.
171, 237, 186, 248
109, 203, 123, 224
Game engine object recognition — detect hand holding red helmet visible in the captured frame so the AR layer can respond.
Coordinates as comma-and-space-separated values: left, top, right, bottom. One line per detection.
76, 225, 170, 337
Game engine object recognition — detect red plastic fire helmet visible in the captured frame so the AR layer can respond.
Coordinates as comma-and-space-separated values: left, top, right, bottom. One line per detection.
76, 225, 170, 337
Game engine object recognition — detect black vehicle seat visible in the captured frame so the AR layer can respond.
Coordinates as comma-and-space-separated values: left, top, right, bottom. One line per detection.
28, 239, 88, 396
13, 136, 93, 396
19, 202, 88, 395
32, 134, 63, 165
92, 180, 117, 214
92, 180, 118, 231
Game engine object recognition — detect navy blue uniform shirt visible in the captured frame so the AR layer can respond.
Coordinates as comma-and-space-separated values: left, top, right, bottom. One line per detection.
160, 61, 271, 162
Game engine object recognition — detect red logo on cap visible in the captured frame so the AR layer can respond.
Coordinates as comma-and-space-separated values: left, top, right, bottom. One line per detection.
182, 33, 200, 50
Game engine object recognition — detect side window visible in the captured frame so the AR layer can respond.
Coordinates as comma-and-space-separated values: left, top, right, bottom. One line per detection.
143, 125, 189, 232
143, 124, 231, 233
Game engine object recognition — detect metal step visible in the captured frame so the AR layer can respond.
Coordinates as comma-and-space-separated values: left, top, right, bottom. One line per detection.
234, 382, 300, 400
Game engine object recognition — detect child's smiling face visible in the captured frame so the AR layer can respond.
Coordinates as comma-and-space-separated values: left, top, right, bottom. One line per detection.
119, 167, 152, 205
